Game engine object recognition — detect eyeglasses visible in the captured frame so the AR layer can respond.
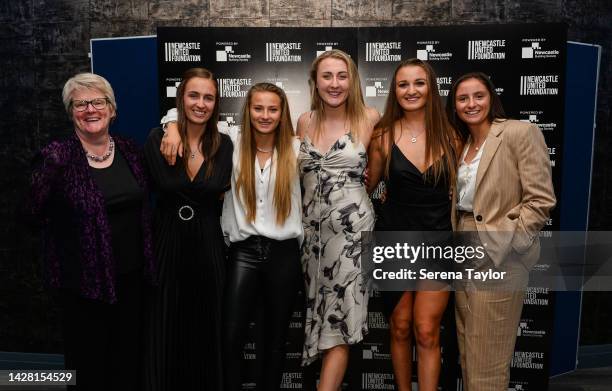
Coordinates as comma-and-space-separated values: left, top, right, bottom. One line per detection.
72, 98, 109, 112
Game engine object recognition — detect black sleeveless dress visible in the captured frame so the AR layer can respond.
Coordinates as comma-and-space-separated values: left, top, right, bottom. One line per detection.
375, 144, 453, 317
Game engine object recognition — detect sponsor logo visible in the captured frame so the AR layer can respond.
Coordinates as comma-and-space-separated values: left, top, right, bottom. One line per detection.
511, 351, 545, 370
416, 41, 452, 61
365, 42, 402, 62
266, 78, 302, 96
265, 42, 302, 62
280, 372, 302, 389
368, 311, 389, 329
165, 79, 181, 98
517, 320, 546, 338
285, 351, 301, 359
467, 40, 506, 60
524, 287, 549, 306
218, 78, 252, 98
520, 75, 559, 95
509, 382, 528, 391
437, 76, 452, 97
218, 113, 238, 130
365, 78, 389, 98
522, 38, 560, 59
164, 42, 201, 62
361, 373, 395, 390
520, 110, 557, 132
316, 42, 336, 57
362, 344, 391, 360
243, 342, 256, 360
216, 42, 251, 62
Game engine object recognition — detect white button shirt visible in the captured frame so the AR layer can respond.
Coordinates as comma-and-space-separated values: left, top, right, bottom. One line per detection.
456, 140, 486, 212
161, 109, 303, 244
222, 126, 303, 244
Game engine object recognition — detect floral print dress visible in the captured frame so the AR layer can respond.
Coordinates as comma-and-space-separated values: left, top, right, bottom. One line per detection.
299, 132, 375, 365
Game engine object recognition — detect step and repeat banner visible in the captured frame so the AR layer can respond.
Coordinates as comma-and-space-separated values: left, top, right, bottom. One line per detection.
157, 24, 566, 391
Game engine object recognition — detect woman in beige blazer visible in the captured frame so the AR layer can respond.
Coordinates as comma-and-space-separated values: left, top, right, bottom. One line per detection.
446, 72, 556, 391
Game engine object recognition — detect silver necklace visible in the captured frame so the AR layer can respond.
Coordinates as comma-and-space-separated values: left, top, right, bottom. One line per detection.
401, 121, 425, 143
85, 136, 114, 162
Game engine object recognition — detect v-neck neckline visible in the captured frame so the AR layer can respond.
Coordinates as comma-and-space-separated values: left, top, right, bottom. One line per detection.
305, 132, 349, 157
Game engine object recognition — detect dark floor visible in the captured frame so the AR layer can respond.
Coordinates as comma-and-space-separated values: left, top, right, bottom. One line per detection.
549, 366, 612, 391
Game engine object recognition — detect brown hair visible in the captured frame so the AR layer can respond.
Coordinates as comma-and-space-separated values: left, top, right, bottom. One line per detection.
375, 58, 459, 186
308, 49, 368, 142
175, 67, 221, 178
235, 83, 296, 225
446, 71, 506, 142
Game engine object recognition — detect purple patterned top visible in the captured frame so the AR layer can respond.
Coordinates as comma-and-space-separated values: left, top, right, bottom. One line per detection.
29, 134, 155, 303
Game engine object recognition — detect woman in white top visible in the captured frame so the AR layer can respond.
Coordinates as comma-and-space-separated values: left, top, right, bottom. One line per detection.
160, 82, 303, 390
446, 72, 555, 391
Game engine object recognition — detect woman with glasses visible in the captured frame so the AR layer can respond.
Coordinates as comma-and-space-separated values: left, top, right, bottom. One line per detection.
144, 67, 233, 390
29, 73, 155, 391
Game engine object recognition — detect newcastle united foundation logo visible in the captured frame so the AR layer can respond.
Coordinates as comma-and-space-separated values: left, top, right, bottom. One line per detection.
265, 42, 302, 62
361, 373, 395, 390
164, 42, 201, 62
522, 38, 560, 59
524, 287, 549, 306
511, 351, 545, 370
216, 42, 251, 62
467, 39, 506, 60
218, 78, 252, 98
365, 42, 402, 62
280, 372, 302, 389
436, 76, 452, 96
416, 41, 452, 61
520, 75, 559, 95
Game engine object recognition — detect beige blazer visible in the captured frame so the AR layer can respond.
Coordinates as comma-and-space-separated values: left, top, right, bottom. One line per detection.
459, 119, 556, 267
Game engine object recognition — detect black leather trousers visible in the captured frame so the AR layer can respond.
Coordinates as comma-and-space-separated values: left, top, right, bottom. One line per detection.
222, 235, 301, 391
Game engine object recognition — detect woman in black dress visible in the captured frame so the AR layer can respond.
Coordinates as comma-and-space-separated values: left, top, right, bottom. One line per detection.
367, 59, 460, 391
144, 68, 232, 390
29, 73, 154, 391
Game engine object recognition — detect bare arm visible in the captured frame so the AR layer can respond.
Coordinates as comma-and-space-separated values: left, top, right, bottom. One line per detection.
360, 106, 381, 150
159, 108, 183, 165
296, 111, 311, 140
367, 129, 386, 195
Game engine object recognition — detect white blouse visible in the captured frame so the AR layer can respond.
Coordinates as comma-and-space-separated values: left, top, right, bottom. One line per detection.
161, 109, 303, 243
456, 139, 486, 212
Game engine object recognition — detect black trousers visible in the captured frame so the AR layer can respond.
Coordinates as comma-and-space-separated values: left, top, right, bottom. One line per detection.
223, 235, 301, 391
61, 272, 144, 391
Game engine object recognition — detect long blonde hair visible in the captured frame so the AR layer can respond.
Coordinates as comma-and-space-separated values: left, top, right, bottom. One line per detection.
308, 49, 368, 142
175, 67, 221, 178
235, 83, 296, 225
375, 59, 459, 186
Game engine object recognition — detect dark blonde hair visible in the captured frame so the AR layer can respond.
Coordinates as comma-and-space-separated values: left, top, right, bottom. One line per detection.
175, 67, 221, 178
308, 49, 368, 142
235, 83, 296, 225
375, 58, 459, 186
